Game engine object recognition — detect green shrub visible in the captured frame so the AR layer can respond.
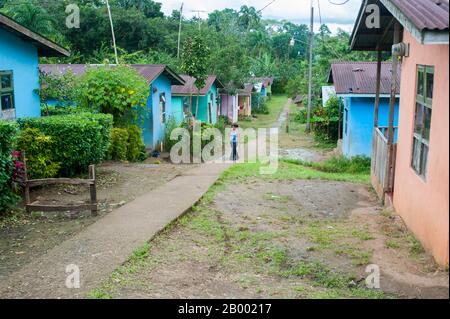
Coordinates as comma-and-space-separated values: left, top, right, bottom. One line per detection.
163, 116, 179, 152
78, 65, 149, 125
126, 125, 147, 162
17, 113, 113, 176
215, 116, 229, 134
290, 156, 371, 175
311, 96, 343, 144
41, 104, 79, 117
294, 108, 308, 124
0, 121, 18, 212
109, 128, 129, 161
252, 93, 268, 114
16, 128, 61, 179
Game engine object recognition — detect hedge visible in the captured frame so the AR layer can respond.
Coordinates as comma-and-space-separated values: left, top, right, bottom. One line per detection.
0, 120, 18, 211
17, 113, 113, 176
16, 128, 61, 179
108, 126, 146, 162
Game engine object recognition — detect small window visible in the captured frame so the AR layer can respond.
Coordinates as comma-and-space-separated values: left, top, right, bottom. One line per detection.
0, 71, 15, 111
412, 65, 434, 178
160, 93, 166, 124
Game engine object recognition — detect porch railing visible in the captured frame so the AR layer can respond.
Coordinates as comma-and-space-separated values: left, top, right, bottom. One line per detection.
371, 126, 398, 201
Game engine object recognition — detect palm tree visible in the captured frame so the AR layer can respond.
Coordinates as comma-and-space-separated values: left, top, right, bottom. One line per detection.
2, 1, 55, 36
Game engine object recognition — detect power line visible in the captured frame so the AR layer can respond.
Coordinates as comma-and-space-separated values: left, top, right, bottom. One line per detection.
328, 0, 351, 5
257, 0, 277, 14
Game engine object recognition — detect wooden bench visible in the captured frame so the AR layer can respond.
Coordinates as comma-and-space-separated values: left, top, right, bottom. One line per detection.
23, 162, 98, 216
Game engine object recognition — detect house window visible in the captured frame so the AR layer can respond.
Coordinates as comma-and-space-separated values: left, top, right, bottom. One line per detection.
160, 93, 166, 124
0, 71, 14, 111
412, 65, 434, 178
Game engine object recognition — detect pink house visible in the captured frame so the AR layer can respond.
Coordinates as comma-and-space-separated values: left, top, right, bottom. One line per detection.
351, 0, 449, 265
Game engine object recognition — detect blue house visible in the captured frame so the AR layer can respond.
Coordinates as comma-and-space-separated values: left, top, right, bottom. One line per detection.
39, 64, 185, 149
0, 13, 69, 120
252, 77, 274, 99
171, 75, 223, 125
328, 62, 400, 158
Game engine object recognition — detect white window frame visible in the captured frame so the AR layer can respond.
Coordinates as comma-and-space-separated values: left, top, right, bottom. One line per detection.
411, 65, 434, 179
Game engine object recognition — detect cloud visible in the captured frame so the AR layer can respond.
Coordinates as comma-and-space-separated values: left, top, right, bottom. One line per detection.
159, 0, 362, 30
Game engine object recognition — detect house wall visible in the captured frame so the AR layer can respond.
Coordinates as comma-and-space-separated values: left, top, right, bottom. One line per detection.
0, 28, 40, 119
220, 94, 235, 122
393, 30, 449, 266
171, 96, 185, 125
342, 96, 399, 157
261, 87, 267, 98
143, 73, 173, 149
238, 95, 251, 117
195, 83, 218, 124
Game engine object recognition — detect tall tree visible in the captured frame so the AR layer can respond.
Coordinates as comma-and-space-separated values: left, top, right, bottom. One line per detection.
180, 35, 211, 118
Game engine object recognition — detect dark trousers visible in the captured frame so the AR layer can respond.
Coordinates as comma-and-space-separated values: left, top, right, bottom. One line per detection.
231, 142, 238, 161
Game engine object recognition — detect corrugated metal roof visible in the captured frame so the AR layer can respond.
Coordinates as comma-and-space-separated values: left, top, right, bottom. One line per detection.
39, 64, 184, 85
171, 75, 223, 96
328, 61, 401, 95
252, 77, 274, 87
294, 95, 304, 104
389, 0, 449, 31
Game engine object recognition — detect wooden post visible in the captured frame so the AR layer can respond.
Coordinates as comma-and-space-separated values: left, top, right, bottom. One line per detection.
374, 50, 382, 128
286, 111, 290, 133
89, 165, 98, 216
22, 152, 31, 212
384, 22, 401, 193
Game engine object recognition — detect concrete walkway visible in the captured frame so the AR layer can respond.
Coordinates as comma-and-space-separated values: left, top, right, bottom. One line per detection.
0, 163, 229, 299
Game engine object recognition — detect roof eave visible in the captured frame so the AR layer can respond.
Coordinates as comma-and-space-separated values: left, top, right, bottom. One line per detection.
163, 66, 185, 85
0, 13, 70, 57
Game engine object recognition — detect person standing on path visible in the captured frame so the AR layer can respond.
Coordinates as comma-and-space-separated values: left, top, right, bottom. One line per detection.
230, 124, 239, 162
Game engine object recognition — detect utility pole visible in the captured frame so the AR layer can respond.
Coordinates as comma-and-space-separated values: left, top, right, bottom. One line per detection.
191, 10, 207, 31
105, 0, 119, 65
177, 3, 184, 60
306, 1, 314, 133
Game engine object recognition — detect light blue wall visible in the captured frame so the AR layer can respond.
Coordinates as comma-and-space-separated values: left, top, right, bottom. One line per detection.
143, 73, 174, 149
261, 87, 267, 97
172, 96, 185, 124
196, 83, 218, 124
0, 28, 41, 118
342, 96, 399, 158
174, 83, 219, 125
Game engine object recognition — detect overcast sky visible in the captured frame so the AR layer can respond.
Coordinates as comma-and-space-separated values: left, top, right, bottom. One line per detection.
159, 0, 363, 33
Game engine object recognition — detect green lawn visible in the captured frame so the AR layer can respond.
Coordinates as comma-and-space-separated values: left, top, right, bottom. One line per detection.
239, 95, 288, 129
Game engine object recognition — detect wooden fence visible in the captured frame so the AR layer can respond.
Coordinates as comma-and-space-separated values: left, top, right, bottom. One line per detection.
371, 127, 397, 201
23, 163, 98, 216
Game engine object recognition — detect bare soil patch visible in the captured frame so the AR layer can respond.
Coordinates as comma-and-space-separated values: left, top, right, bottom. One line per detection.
0, 161, 195, 280
94, 179, 448, 299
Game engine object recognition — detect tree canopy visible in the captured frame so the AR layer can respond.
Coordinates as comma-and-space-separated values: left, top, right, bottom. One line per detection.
0, 0, 379, 97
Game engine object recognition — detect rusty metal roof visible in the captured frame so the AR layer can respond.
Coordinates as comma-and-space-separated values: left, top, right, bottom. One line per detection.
0, 13, 69, 57
351, 0, 449, 50
39, 64, 184, 85
294, 95, 304, 104
172, 75, 224, 96
328, 61, 401, 95
252, 77, 274, 87
389, 0, 449, 32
